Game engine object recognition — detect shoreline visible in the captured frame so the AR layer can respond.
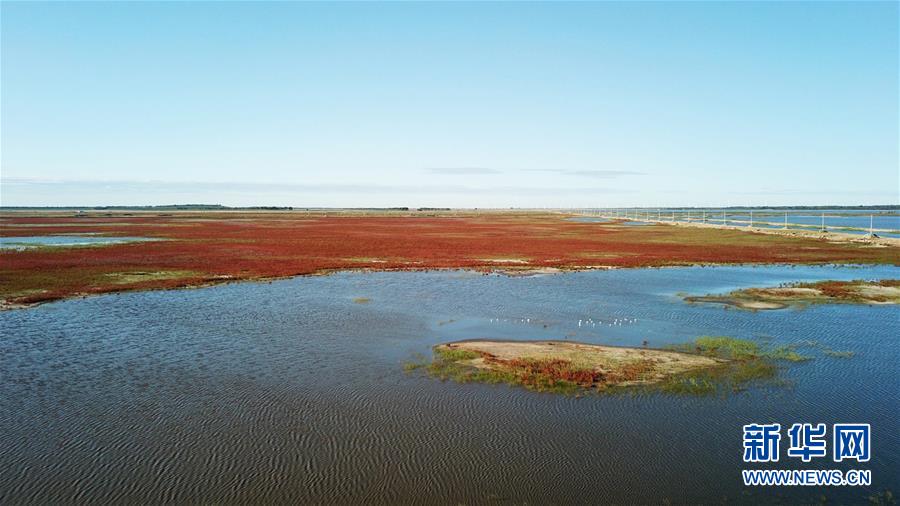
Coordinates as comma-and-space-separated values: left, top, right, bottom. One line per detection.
4, 260, 899, 312
3, 212, 898, 310
611, 217, 900, 248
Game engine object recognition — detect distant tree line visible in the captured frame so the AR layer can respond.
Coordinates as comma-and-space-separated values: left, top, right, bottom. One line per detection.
0, 204, 294, 210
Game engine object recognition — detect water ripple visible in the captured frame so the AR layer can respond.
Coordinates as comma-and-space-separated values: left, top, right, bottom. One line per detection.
1, 265, 898, 503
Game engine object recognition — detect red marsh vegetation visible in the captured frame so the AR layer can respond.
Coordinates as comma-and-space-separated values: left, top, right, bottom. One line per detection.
2, 211, 898, 307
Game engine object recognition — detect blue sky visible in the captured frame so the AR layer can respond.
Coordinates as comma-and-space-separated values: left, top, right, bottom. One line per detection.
1, 1, 897, 208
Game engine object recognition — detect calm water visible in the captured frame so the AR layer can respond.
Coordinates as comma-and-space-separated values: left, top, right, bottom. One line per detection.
1, 266, 898, 504
718, 214, 900, 238
566, 216, 614, 223
0, 235, 158, 250
581, 209, 900, 237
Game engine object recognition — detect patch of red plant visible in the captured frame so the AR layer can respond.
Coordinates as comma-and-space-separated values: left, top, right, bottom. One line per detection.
484, 356, 605, 386
2, 212, 898, 306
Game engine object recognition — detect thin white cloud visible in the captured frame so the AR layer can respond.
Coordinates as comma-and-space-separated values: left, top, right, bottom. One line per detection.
422, 168, 646, 178
422, 167, 502, 175
564, 170, 645, 178
523, 169, 646, 178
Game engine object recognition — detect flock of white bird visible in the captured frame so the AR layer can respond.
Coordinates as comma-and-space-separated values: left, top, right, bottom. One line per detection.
577, 317, 637, 327
485, 316, 637, 327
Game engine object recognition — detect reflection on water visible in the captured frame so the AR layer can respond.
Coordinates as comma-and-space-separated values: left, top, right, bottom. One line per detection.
1, 265, 898, 503
566, 216, 613, 223
720, 214, 900, 238
576, 209, 900, 237
0, 235, 159, 250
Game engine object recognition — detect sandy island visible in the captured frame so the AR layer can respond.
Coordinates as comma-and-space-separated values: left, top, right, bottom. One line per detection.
414, 336, 810, 395
685, 279, 900, 310
427, 340, 725, 392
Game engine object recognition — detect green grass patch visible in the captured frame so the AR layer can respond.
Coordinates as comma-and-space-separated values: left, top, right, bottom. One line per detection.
770, 346, 812, 362
656, 336, 813, 396
673, 336, 810, 362
433, 347, 481, 362
402, 361, 425, 372
652, 357, 779, 397
692, 335, 761, 360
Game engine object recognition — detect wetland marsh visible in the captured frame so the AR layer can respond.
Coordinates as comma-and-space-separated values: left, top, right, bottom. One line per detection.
1, 264, 897, 503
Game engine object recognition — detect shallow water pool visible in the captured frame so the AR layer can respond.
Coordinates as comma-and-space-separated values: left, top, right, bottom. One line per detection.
1, 265, 897, 503
0, 235, 159, 250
